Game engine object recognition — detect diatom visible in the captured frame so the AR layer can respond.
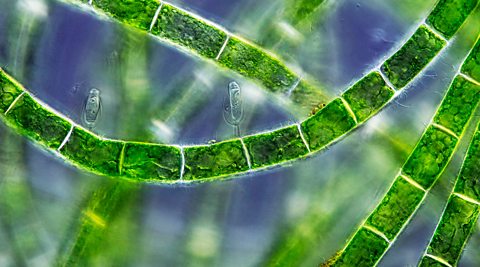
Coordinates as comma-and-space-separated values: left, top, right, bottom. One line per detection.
83, 88, 101, 129
223, 81, 244, 136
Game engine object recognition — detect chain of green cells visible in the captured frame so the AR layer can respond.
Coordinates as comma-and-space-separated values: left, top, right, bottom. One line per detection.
417, 68, 480, 267
327, 33, 480, 267
0, 0, 476, 184
417, 120, 480, 267
60, 12, 331, 263
150, 4, 338, 132
66, 0, 331, 115
149, 0, 334, 128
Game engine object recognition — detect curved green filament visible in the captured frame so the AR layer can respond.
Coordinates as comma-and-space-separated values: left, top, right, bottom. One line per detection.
1, 0, 476, 183
328, 32, 480, 267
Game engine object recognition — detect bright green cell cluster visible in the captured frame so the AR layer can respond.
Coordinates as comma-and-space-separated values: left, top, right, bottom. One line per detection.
461, 39, 480, 81
183, 140, 249, 180
218, 36, 297, 93
5, 94, 71, 150
382, 26, 446, 89
301, 98, 356, 151
424, 195, 480, 266
331, 55, 480, 265
153, 3, 227, 59
342, 71, 394, 122
454, 130, 480, 201
427, 0, 479, 39
122, 142, 181, 181
61, 128, 124, 176
331, 228, 389, 266
243, 125, 308, 168
433, 76, 480, 136
419, 123, 480, 266
92, 0, 160, 31
365, 177, 425, 240
0, 72, 24, 113
402, 126, 457, 189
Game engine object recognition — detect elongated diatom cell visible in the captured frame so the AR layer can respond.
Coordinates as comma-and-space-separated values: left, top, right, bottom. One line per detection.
83, 88, 101, 129
433, 76, 480, 136
217, 36, 298, 93
365, 176, 425, 240
301, 98, 356, 151
426, 0, 479, 39
243, 125, 309, 168
92, 0, 160, 31
402, 126, 457, 189
60, 127, 124, 176
331, 228, 389, 266
382, 26, 446, 89
424, 195, 480, 266
461, 39, 480, 81
223, 81, 244, 126
122, 142, 182, 181
4, 94, 72, 150
341, 71, 394, 122
152, 3, 227, 58
183, 140, 250, 180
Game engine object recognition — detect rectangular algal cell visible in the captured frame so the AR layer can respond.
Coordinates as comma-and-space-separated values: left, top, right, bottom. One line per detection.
61, 127, 124, 176
183, 140, 249, 180
341, 71, 394, 122
365, 176, 425, 240
381, 25, 445, 89
426, 0, 479, 39
217, 36, 298, 93
243, 125, 309, 168
121, 142, 181, 181
0, 70, 24, 113
300, 98, 356, 151
402, 126, 457, 189
433, 76, 480, 136
426, 195, 480, 266
152, 3, 227, 59
461, 38, 480, 82
290, 79, 328, 115
332, 228, 389, 266
454, 128, 480, 202
92, 0, 161, 31
5, 94, 71, 150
